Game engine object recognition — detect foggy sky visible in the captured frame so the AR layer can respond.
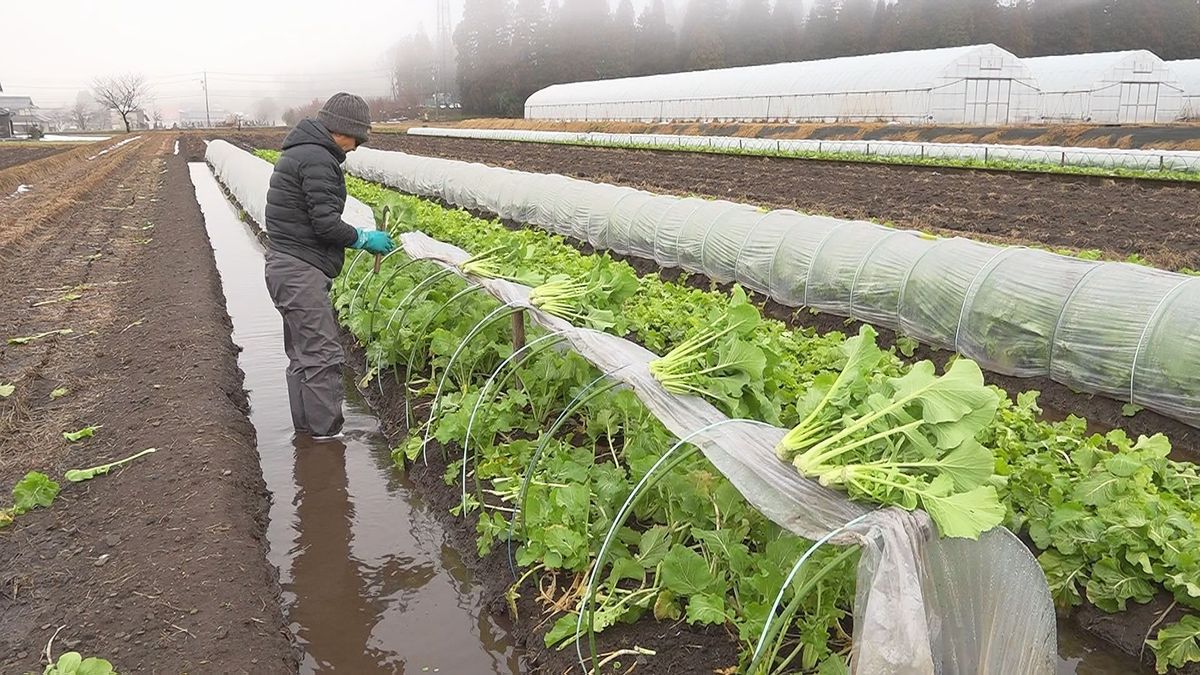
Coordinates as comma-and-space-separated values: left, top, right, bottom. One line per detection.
1, 0, 670, 118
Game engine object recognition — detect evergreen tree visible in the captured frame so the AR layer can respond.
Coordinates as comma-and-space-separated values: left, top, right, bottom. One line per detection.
634, 0, 679, 75
608, 0, 638, 78
678, 0, 730, 70
454, 0, 513, 114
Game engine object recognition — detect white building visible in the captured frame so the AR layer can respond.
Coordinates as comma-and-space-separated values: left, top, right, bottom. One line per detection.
1167, 59, 1200, 120
178, 109, 227, 128
1025, 51, 1184, 124
525, 44, 1040, 125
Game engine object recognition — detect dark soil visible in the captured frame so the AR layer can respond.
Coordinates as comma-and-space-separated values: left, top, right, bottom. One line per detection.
0, 136, 295, 673
363, 134, 1200, 270
0, 144, 75, 172
338, 337, 742, 675
384, 118, 1200, 151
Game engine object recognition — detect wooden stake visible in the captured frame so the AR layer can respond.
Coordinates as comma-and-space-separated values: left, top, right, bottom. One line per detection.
512, 309, 526, 354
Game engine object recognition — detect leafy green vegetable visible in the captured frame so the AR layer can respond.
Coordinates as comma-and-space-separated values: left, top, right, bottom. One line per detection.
1121, 403, 1144, 417
1147, 615, 1200, 674
779, 326, 1003, 539
12, 471, 60, 513
42, 652, 118, 675
2, 471, 61, 528
8, 328, 73, 345
63, 425, 101, 442
0, 383, 13, 398
50, 387, 70, 400
65, 448, 156, 482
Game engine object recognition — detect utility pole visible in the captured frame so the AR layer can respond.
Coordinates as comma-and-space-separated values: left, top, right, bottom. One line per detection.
202, 71, 212, 127
435, 0, 452, 108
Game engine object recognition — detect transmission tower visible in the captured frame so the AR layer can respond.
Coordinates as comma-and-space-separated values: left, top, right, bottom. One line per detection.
435, 0, 453, 107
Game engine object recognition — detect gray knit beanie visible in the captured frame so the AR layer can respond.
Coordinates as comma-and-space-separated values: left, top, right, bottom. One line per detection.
318, 92, 371, 145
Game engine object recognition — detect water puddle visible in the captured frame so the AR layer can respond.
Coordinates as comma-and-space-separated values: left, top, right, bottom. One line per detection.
1057, 620, 1149, 674
189, 163, 523, 674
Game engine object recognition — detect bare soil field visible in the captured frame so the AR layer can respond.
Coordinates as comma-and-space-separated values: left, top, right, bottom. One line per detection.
0, 135, 294, 673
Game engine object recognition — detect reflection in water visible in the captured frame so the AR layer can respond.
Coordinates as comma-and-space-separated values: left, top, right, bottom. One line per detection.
291, 438, 385, 671
191, 163, 522, 674
1056, 620, 1149, 675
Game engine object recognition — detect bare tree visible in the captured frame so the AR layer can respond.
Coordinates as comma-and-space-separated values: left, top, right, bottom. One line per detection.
70, 91, 96, 131
254, 97, 278, 126
92, 74, 148, 133
151, 108, 164, 129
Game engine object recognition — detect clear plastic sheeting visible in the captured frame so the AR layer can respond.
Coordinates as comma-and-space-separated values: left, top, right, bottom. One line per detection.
344, 146, 1200, 428
205, 139, 377, 232
206, 140, 1058, 673
408, 126, 1200, 173
396, 230, 1056, 675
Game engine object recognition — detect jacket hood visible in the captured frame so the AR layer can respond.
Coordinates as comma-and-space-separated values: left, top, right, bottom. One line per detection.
281, 119, 346, 163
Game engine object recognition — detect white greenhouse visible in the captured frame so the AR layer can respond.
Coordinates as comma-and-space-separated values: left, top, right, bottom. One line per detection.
524, 44, 1040, 125
1168, 59, 1200, 120
1025, 51, 1184, 124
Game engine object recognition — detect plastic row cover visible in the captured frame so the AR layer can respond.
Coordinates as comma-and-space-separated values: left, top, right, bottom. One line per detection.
205, 140, 376, 232
398, 229, 1057, 675
346, 146, 1200, 428
205, 144, 1057, 673
408, 126, 1200, 173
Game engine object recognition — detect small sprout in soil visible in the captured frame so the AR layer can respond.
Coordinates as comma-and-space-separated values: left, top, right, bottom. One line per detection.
0, 383, 14, 398
63, 425, 101, 442
66, 448, 156, 483
50, 387, 70, 400
1122, 403, 1144, 417
42, 651, 118, 675
8, 329, 73, 345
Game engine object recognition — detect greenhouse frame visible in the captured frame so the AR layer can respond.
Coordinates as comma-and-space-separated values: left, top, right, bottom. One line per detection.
1025, 50, 1184, 124
1169, 59, 1200, 120
524, 44, 1040, 125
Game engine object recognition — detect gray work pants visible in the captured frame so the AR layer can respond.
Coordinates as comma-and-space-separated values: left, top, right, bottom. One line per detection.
264, 249, 345, 436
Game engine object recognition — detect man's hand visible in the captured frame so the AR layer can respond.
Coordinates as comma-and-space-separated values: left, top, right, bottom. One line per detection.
352, 228, 395, 255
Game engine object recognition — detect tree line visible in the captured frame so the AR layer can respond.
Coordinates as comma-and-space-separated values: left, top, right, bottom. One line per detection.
439, 0, 1200, 117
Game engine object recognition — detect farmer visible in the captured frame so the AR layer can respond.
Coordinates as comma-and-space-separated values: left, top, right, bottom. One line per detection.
263, 92, 394, 439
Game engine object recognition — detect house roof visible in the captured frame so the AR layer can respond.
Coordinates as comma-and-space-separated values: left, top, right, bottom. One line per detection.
0, 95, 36, 110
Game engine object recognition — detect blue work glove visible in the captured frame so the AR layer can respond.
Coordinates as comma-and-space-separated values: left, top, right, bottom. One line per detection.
352, 228, 395, 254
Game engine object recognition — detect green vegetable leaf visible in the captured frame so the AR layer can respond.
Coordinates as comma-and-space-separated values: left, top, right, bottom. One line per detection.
919, 483, 1006, 540
660, 544, 718, 596
63, 425, 101, 442
684, 593, 727, 625
637, 526, 671, 568
1147, 615, 1200, 674
50, 387, 70, 400
1121, 403, 1144, 417
12, 471, 60, 515
1086, 558, 1157, 612
0, 383, 14, 398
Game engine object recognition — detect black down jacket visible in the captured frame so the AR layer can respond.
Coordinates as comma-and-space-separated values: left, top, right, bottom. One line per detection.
265, 119, 359, 278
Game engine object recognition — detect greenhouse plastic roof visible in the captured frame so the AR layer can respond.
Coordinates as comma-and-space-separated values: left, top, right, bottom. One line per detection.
1024, 50, 1165, 92
526, 44, 1013, 106
1169, 59, 1200, 94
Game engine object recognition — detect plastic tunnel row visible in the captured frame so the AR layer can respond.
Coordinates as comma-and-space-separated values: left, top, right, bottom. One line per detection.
407, 126, 1200, 173
344, 145, 1200, 429
203, 140, 1058, 674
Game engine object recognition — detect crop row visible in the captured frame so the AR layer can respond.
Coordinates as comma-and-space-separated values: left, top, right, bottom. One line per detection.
260, 149, 1200, 672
